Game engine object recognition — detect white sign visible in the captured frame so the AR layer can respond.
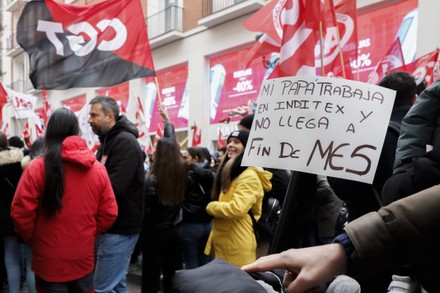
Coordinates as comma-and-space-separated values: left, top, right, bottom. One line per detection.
242, 76, 396, 184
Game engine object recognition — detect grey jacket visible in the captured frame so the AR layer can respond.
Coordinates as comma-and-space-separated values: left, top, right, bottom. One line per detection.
394, 80, 440, 174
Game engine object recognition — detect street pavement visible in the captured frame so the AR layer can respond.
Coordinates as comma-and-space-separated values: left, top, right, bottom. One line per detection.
126, 265, 142, 293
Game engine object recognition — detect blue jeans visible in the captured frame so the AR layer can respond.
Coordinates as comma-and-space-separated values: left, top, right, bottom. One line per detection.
25, 244, 36, 293
94, 233, 139, 293
3, 236, 20, 293
180, 222, 212, 269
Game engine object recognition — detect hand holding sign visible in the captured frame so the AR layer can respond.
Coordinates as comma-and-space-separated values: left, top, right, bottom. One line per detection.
242, 76, 396, 184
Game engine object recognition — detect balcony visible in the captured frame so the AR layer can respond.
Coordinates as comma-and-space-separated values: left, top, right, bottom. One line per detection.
199, 0, 267, 28
6, 33, 23, 57
147, 5, 184, 49
6, 0, 28, 12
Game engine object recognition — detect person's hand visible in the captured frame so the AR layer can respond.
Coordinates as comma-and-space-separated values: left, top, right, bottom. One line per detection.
242, 244, 347, 293
159, 103, 170, 123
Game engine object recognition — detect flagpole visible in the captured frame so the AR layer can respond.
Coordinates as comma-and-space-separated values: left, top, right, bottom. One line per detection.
154, 76, 162, 105
335, 24, 346, 79
319, 21, 325, 76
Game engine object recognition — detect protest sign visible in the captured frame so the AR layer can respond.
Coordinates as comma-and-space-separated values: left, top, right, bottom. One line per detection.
242, 76, 396, 184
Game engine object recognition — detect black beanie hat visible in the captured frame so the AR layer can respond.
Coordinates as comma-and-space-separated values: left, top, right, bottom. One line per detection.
8, 136, 24, 148
238, 114, 254, 131
227, 130, 249, 147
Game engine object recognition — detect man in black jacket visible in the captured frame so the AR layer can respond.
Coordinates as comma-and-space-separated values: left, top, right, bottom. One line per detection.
89, 96, 145, 293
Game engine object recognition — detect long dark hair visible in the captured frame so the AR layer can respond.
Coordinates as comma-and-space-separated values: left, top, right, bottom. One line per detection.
41, 108, 80, 218
148, 137, 187, 205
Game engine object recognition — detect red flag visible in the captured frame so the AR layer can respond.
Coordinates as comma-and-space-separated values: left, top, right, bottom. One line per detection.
0, 84, 8, 123
272, 0, 316, 77
317, 0, 357, 79
153, 123, 163, 147
367, 39, 405, 84
305, 0, 336, 32
243, 0, 324, 77
243, 34, 280, 68
42, 87, 52, 127
192, 122, 202, 146
243, 0, 283, 44
23, 122, 30, 141
217, 130, 227, 150
17, 0, 155, 89
391, 49, 440, 86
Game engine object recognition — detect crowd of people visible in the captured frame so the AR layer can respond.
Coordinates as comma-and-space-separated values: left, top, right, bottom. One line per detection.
0, 70, 439, 293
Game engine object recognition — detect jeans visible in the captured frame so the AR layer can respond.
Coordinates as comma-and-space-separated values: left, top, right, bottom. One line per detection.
35, 272, 93, 293
180, 222, 212, 269
94, 233, 139, 293
25, 244, 36, 293
3, 236, 20, 293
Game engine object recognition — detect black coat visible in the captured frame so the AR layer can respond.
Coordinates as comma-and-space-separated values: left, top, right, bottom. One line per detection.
0, 148, 23, 236
97, 116, 145, 234
382, 143, 440, 205
143, 175, 181, 231
182, 163, 214, 223
329, 105, 411, 221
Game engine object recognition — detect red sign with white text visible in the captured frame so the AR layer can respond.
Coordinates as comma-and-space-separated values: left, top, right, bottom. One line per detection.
62, 94, 86, 114
145, 65, 188, 133
354, 0, 418, 81
96, 82, 129, 111
209, 47, 272, 124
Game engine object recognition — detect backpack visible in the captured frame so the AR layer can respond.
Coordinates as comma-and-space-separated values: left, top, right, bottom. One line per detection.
249, 169, 289, 242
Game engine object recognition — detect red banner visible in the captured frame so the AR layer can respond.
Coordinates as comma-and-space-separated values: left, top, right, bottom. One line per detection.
354, 0, 418, 82
146, 65, 189, 132
210, 47, 270, 124
62, 94, 86, 113
96, 82, 129, 111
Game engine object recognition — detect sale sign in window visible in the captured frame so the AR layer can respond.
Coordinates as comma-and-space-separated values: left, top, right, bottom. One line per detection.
209, 47, 273, 124
145, 64, 189, 133
354, 0, 418, 82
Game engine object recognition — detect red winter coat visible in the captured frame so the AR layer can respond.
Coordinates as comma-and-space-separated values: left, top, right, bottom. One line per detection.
11, 136, 118, 282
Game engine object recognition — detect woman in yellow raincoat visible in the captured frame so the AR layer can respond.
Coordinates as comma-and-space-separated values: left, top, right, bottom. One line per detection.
205, 130, 272, 267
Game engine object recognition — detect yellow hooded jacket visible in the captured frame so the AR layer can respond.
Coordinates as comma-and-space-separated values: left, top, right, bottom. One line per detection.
204, 166, 272, 267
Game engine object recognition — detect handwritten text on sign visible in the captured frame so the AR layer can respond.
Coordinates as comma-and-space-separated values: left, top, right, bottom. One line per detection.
242, 76, 396, 184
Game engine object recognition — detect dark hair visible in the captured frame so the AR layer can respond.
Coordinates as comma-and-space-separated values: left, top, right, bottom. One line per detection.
186, 147, 205, 163
8, 136, 24, 148
416, 79, 427, 96
89, 96, 120, 118
0, 131, 7, 149
379, 71, 416, 106
30, 137, 44, 159
148, 137, 187, 205
42, 108, 80, 218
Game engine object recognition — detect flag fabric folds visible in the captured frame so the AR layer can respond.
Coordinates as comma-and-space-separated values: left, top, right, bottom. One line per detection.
243, 0, 341, 78
367, 38, 405, 84
0, 84, 8, 123
217, 130, 227, 150
391, 49, 440, 86
318, 0, 357, 79
17, 0, 155, 90
42, 88, 52, 127
192, 122, 202, 147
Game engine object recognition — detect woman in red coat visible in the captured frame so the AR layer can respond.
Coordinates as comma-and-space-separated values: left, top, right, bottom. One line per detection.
11, 108, 118, 292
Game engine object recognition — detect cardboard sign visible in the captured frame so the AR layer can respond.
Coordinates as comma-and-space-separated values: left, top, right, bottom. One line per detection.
242, 76, 396, 184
